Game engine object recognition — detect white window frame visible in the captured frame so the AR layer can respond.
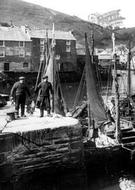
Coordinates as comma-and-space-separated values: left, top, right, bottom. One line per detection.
0, 50, 5, 57
0, 41, 5, 47
66, 40, 71, 45
19, 50, 25, 57
40, 45, 44, 52
19, 41, 25, 47
66, 46, 71, 52
40, 51, 44, 56
40, 39, 45, 45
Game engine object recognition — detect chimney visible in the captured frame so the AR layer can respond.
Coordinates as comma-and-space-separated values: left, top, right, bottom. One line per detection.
21, 25, 29, 34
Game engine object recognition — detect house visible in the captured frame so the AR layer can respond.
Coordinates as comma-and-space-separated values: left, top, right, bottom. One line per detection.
76, 43, 98, 74
0, 26, 31, 72
30, 29, 77, 72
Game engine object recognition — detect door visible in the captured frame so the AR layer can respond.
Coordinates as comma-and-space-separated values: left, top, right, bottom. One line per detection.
4, 63, 9, 71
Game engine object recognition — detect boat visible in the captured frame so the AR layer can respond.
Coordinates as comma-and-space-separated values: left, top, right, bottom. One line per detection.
71, 33, 134, 167
119, 176, 135, 190
0, 25, 84, 184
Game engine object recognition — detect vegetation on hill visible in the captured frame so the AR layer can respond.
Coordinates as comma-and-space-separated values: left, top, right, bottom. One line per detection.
0, 0, 135, 48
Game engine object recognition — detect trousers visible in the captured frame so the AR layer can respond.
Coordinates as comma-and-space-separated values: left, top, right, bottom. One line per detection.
39, 96, 51, 117
15, 95, 26, 116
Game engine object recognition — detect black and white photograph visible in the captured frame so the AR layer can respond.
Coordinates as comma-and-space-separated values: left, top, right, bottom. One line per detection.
0, 0, 135, 189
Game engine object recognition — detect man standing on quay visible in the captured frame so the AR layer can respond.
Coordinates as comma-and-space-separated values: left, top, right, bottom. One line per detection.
10, 76, 31, 118
35, 75, 53, 117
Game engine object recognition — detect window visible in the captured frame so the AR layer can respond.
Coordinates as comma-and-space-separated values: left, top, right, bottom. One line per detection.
66, 40, 71, 45
40, 39, 44, 45
23, 62, 28, 68
40, 54, 44, 61
40, 39, 45, 53
40, 46, 44, 52
19, 41, 25, 47
19, 50, 25, 57
0, 50, 5, 57
0, 41, 5, 47
66, 46, 71, 52
40, 51, 44, 56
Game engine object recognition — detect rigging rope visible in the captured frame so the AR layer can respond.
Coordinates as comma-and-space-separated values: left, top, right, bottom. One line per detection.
122, 144, 135, 160
34, 59, 44, 91
72, 67, 85, 111
105, 64, 112, 106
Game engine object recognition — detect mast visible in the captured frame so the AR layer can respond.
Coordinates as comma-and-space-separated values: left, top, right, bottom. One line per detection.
127, 39, 132, 116
52, 23, 55, 113
85, 33, 93, 139
112, 33, 121, 142
127, 39, 131, 98
90, 30, 95, 139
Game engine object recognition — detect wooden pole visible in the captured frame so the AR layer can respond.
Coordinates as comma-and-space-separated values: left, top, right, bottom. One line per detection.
52, 23, 55, 113
127, 40, 131, 98
87, 32, 93, 140
114, 54, 121, 142
112, 33, 121, 142
52, 48, 55, 113
127, 40, 132, 116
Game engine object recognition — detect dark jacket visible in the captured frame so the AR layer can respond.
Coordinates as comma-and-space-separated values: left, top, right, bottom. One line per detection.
36, 81, 53, 97
10, 81, 30, 98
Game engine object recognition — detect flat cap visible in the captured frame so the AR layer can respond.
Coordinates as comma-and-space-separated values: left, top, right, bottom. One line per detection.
19, 76, 25, 80
42, 75, 48, 79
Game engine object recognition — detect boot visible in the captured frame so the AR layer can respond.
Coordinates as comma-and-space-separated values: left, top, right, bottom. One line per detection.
15, 111, 20, 119
40, 109, 44, 117
21, 104, 26, 117
47, 109, 52, 117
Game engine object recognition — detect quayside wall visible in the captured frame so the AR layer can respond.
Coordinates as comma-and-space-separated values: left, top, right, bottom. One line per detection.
0, 119, 84, 182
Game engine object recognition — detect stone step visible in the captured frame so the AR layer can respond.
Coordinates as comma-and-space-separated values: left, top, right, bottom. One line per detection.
122, 130, 135, 138
122, 135, 135, 143
107, 128, 134, 139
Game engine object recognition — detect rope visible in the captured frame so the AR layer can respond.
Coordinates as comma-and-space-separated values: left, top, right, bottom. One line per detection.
14, 132, 43, 147
72, 67, 85, 110
0, 118, 13, 133
121, 143, 135, 160
0, 117, 56, 161
105, 64, 112, 105
8, 132, 53, 162
122, 144, 133, 152
57, 71, 68, 113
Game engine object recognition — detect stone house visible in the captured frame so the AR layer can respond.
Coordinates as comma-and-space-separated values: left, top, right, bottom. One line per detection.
0, 26, 32, 72
30, 29, 77, 72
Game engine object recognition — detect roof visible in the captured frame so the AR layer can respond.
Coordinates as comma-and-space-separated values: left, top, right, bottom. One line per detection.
30, 29, 76, 41
0, 26, 31, 41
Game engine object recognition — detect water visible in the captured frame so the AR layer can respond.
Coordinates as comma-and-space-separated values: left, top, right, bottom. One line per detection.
1, 162, 135, 190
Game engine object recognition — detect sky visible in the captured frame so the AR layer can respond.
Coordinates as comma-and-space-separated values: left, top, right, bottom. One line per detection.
23, 0, 135, 28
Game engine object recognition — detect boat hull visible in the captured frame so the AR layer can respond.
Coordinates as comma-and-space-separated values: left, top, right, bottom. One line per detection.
84, 142, 131, 173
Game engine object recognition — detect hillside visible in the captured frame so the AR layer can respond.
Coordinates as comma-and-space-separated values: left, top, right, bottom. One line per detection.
0, 0, 134, 48
0, 0, 112, 47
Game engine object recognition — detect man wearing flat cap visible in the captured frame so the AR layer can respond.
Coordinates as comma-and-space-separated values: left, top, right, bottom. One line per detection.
35, 75, 53, 117
10, 76, 31, 118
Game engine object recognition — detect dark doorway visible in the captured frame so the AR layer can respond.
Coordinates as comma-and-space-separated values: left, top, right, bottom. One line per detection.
4, 62, 9, 71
